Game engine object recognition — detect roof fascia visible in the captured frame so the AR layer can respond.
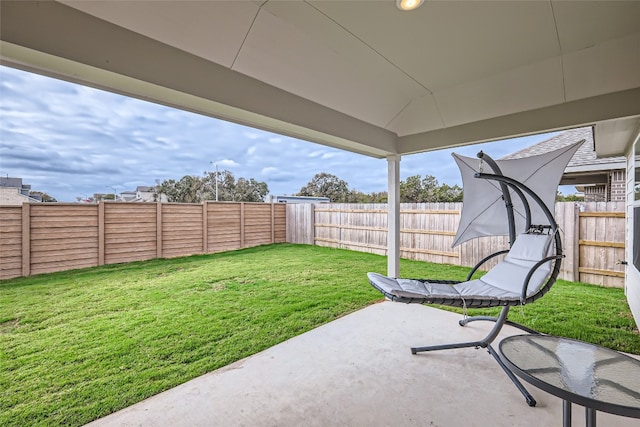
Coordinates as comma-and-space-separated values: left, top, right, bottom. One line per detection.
398, 88, 640, 155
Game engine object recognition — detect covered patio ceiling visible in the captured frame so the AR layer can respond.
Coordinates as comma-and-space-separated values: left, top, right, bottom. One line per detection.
1, 0, 639, 159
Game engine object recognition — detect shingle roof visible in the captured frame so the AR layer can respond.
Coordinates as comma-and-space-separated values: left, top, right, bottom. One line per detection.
501, 127, 625, 168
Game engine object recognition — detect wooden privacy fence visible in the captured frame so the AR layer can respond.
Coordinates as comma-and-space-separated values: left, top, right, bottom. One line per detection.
286, 202, 626, 288
0, 202, 286, 280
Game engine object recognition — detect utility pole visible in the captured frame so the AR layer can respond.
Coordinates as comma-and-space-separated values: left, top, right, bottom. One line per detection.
210, 162, 219, 201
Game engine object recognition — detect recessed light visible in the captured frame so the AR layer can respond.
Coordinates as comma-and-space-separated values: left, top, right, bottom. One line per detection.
396, 0, 424, 11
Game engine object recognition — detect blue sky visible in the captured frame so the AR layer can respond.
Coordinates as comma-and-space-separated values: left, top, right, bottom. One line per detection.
0, 65, 563, 202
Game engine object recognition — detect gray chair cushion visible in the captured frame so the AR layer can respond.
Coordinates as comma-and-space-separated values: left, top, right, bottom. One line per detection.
368, 233, 554, 303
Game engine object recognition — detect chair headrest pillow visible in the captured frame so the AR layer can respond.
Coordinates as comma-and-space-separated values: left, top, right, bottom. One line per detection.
506, 233, 553, 262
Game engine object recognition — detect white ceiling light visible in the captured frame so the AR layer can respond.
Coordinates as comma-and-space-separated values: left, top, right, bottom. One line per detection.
396, 0, 424, 11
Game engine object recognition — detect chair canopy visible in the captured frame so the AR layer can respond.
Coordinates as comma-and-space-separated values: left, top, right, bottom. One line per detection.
452, 141, 582, 247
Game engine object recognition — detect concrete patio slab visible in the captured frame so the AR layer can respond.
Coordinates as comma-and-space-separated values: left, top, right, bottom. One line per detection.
86, 301, 638, 426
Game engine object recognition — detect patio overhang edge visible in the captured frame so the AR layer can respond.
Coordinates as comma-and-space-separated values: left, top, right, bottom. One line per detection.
396, 87, 640, 157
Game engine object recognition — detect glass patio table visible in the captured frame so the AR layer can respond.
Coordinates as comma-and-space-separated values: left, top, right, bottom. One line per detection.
499, 335, 640, 427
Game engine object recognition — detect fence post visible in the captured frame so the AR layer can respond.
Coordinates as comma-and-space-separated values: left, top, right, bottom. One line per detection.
271, 202, 275, 243
338, 205, 343, 248
556, 202, 580, 282
240, 202, 245, 247
285, 204, 292, 242
156, 202, 163, 258
98, 202, 105, 265
202, 202, 208, 253
571, 202, 580, 281
309, 203, 315, 245
21, 203, 30, 277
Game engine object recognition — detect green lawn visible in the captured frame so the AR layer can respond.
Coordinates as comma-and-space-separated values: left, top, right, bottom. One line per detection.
1, 243, 638, 426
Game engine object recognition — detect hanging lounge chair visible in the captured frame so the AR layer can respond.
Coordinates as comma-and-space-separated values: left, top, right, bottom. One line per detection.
367, 141, 583, 407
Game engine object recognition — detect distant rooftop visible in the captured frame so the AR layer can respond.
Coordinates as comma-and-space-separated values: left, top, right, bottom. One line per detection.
502, 127, 627, 171
0, 177, 26, 188
269, 195, 330, 204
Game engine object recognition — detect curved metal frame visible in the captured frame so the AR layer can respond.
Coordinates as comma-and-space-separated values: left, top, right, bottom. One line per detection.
478, 151, 518, 244
406, 152, 564, 408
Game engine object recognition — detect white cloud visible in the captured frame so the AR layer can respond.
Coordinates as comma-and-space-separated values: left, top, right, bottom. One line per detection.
217, 159, 240, 168
247, 146, 257, 155
261, 166, 296, 183
243, 132, 261, 140
261, 166, 278, 175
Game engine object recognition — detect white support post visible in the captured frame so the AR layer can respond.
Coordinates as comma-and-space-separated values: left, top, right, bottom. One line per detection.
624, 131, 640, 327
387, 155, 401, 278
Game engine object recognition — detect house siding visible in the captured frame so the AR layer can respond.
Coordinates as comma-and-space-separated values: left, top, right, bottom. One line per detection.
0, 188, 38, 206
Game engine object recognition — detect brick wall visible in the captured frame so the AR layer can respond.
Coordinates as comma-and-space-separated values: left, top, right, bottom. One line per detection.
583, 169, 626, 202
610, 170, 626, 201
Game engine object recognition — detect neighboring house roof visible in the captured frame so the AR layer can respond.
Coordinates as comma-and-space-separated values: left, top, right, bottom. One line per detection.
118, 186, 165, 202
120, 191, 138, 202
502, 127, 635, 186
270, 195, 330, 203
0, 177, 25, 188
0, 176, 31, 194
0, 177, 45, 203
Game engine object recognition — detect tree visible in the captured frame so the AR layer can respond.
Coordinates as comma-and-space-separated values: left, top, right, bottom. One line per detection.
399, 174, 462, 202
435, 183, 463, 202
177, 175, 203, 203
156, 175, 202, 203
202, 170, 231, 201
297, 172, 460, 203
156, 179, 179, 202
400, 174, 444, 202
367, 191, 388, 203
157, 170, 269, 203
297, 173, 350, 202
345, 189, 371, 203
400, 175, 423, 202
202, 170, 269, 202
234, 177, 269, 202
29, 191, 57, 202
556, 190, 584, 202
